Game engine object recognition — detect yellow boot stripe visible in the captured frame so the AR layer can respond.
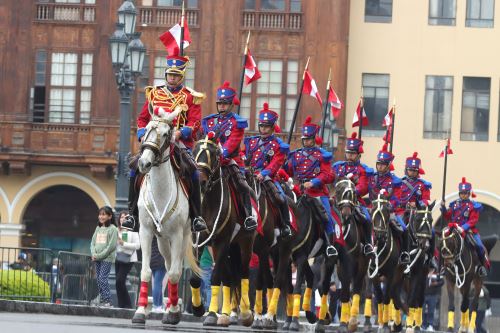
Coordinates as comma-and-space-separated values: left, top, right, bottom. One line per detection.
240, 279, 250, 313
318, 294, 328, 320
221, 286, 231, 315
287, 294, 294, 317
268, 288, 281, 316
394, 308, 402, 325
408, 307, 415, 327
191, 287, 201, 307
448, 311, 455, 329
378, 304, 384, 325
470, 311, 477, 330
255, 289, 263, 315
209, 286, 220, 313
364, 298, 372, 317
383, 303, 390, 324
302, 287, 312, 311
415, 307, 423, 327
350, 294, 360, 317
340, 302, 350, 323
293, 294, 301, 318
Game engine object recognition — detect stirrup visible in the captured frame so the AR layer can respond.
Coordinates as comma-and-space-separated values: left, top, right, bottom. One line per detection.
124, 214, 136, 225
326, 245, 338, 257
192, 216, 207, 232
280, 225, 292, 238
400, 251, 410, 265
243, 216, 257, 231
363, 244, 374, 256
477, 265, 488, 278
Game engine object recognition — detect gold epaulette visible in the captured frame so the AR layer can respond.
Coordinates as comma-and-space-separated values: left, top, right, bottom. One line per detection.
144, 86, 156, 103
185, 86, 206, 105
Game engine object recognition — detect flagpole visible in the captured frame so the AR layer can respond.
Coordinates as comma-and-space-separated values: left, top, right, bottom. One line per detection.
287, 57, 310, 145
236, 31, 251, 115
437, 133, 450, 280
358, 88, 364, 140
320, 68, 332, 145
179, 0, 185, 56
389, 98, 396, 153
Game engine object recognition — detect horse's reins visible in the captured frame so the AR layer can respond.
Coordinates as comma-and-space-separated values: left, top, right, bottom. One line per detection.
442, 227, 471, 288
368, 196, 393, 277
140, 117, 173, 166
404, 206, 433, 274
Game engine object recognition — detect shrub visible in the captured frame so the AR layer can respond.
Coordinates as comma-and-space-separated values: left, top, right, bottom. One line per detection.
0, 269, 51, 302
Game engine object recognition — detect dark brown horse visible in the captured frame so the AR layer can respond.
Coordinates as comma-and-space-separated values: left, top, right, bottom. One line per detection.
189, 135, 255, 327
440, 227, 497, 333
333, 178, 372, 333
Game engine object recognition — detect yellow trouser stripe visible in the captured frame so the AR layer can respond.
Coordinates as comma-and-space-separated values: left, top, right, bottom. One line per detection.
394, 308, 401, 325
470, 311, 477, 330
255, 289, 263, 315
287, 294, 294, 317
448, 311, 455, 329
302, 287, 312, 311
415, 307, 423, 327
239, 279, 250, 313
293, 294, 301, 318
221, 286, 231, 315
268, 288, 281, 315
350, 294, 360, 317
378, 304, 384, 325
341, 302, 350, 323
319, 294, 328, 320
364, 298, 372, 317
191, 287, 201, 307
209, 286, 220, 313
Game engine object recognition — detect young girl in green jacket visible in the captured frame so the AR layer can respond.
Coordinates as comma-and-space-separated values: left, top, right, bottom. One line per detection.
90, 206, 118, 307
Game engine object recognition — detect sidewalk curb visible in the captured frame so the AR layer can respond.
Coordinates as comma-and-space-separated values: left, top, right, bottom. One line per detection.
0, 300, 202, 322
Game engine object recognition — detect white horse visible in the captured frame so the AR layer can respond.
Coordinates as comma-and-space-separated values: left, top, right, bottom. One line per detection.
131, 107, 200, 325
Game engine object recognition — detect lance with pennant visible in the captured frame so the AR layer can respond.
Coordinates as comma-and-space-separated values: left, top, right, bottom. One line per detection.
287, 57, 310, 145
358, 88, 364, 140
179, 1, 186, 56
389, 99, 396, 153
237, 31, 251, 115
320, 68, 332, 145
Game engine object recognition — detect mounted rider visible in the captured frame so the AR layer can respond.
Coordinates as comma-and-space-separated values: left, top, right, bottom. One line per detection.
440, 177, 490, 277
285, 116, 338, 257
125, 53, 208, 233
200, 81, 257, 231
367, 143, 410, 266
243, 102, 292, 238
396, 152, 435, 267
332, 132, 374, 256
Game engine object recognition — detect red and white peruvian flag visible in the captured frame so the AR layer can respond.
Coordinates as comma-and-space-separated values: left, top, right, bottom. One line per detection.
159, 17, 191, 55
244, 49, 261, 85
328, 86, 343, 119
382, 107, 394, 127
439, 138, 454, 157
302, 70, 322, 107
352, 99, 369, 127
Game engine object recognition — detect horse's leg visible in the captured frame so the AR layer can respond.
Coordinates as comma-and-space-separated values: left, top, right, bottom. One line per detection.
289, 254, 308, 331
468, 278, 482, 333
362, 275, 374, 333
238, 235, 255, 327
217, 248, 234, 327
272, 244, 294, 330
190, 243, 205, 317
459, 281, 471, 333
389, 274, 404, 333
348, 250, 365, 332
446, 276, 456, 331
132, 223, 154, 324
315, 256, 336, 333
203, 242, 229, 326
161, 227, 184, 325
303, 260, 317, 323
251, 250, 267, 329
371, 277, 383, 329
336, 247, 352, 333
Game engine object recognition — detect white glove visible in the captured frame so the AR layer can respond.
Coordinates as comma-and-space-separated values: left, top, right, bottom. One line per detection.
346, 173, 354, 179
287, 177, 294, 190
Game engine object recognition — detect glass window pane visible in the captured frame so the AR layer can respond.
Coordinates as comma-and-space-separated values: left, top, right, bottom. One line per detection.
260, 0, 285, 11
424, 75, 453, 139
291, 0, 302, 12
461, 77, 490, 141
244, 0, 256, 10
362, 73, 390, 131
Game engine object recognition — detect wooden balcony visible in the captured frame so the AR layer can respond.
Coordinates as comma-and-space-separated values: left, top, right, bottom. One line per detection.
242, 11, 302, 31
0, 121, 136, 177
138, 7, 199, 27
35, 2, 96, 23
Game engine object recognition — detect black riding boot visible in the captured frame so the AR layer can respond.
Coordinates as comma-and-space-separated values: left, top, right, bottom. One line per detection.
312, 198, 337, 257
362, 218, 374, 256
278, 201, 292, 238
124, 173, 139, 227
190, 175, 208, 232
400, 230, 410, 265
242, 190, 257, 231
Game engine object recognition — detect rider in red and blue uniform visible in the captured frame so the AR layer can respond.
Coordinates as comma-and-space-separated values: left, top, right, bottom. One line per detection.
332, 132, 374, 256
285, 116, 338, 257
396, 152, 435, 267
201, 81, 257, 231
367, 144, 410, 265
244, 103, 292, 238
440, 177, 490, 277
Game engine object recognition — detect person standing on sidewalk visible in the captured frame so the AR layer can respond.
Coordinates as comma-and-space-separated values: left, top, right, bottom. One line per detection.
150, 236, 167, 312
90, 206, 118, 307
115, 211, 140, 308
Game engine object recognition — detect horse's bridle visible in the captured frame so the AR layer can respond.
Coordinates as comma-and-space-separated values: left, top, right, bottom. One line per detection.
441, 227, 464, 262
335, 179, 357, 207
140, 117, 173, 166
411, 206, 433, 239
194, 138, 221, 193
371, 196, 390, 235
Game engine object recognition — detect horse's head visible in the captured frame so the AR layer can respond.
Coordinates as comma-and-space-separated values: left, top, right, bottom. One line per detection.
440, 226, 463, 267
334, 177, 357, 219
371, 193, 392, 242
409, 201, 435, 250
192, 131, 221, 190
138, 108, 181, 174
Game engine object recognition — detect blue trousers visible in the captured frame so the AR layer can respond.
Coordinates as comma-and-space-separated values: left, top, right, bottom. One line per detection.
200, 265, 213, 311
394, 214, 407, 231
152, 267, 166, 307
319, 196, 336, 235
472, 233, 485, 257
95, 261, 112, 303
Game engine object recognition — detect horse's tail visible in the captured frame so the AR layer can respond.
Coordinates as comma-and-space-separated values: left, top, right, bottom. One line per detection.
482, 234, 499, 254
184, 228, 201, 277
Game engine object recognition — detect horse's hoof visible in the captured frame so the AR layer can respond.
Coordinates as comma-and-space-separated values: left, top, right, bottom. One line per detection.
413, 326, 421, 333
192, 303, 205, 317
382, 324, 391, 333
131, 312, 146, 324
217, 314, 230, 327
239, 311, 253, 327
459, 327, 467, 333
392, 323, 402, 332
314, 319, 326, 333
262, 317, 278, 330
282, 316, 292, 330
306, 310, 318, 324
348, 316, 358, 332
324, 312, 332, 325
447, 327, 454, 333
289, 317, 300, 331
252, 318, 263, 330
203, 312, 218, 326
363, 321, 373, 333
162, 310, 181, 325
230, 312, 238, 326
338, 322, 348, 333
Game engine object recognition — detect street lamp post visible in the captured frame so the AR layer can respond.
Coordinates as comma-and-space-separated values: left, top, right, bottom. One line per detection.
109, 0, 146, 214
322, 111, 341, 155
